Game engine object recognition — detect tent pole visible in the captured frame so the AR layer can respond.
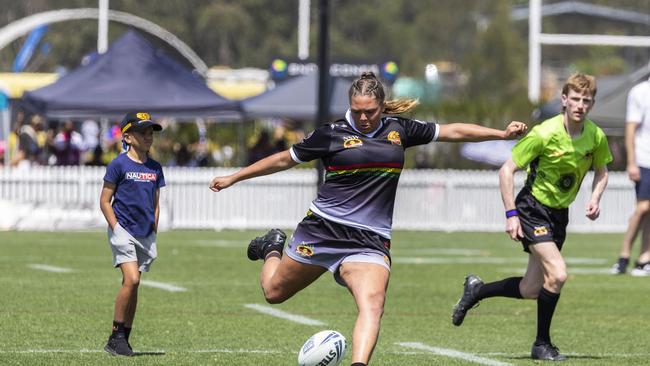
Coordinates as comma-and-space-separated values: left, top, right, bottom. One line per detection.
315, 0, 329, 187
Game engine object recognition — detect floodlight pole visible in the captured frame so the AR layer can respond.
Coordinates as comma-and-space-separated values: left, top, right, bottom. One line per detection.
315, 0, 329, 187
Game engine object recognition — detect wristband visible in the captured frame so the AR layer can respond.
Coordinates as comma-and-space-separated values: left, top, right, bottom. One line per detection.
505, 209, 519, 218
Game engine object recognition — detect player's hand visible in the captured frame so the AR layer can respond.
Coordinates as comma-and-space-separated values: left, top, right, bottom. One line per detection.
505, 216, 524, 241
627, 164, 641, 182
586, 200, 600, 221
209, 175, 236, 192
503, 121, 528, 139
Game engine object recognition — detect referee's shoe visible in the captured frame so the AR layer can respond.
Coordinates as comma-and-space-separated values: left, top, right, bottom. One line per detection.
531, 341, 567, 361
452, 274, 483, 326
247, 228, 287, 260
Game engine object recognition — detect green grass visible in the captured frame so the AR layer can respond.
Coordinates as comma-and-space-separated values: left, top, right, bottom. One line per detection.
1, 230, 649, 365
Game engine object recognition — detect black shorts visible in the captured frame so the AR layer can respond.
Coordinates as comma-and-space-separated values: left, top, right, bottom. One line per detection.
515, 189, 569, 253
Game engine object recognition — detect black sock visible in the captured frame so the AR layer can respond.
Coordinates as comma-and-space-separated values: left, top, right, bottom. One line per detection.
112, 321, 126, 336
124, 327, 132, 341
536, 287, 560, 344
476, 277, 523, 301
350, 363, 366, 366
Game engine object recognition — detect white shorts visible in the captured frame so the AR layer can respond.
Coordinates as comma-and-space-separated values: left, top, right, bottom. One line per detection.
107, 222, 157, 272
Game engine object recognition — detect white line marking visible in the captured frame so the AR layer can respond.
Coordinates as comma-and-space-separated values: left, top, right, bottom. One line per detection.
397, 342, 512, 366
193, 349, 281, 354
394, 257, 527, 264
27, 264, 73, 273
394, 257, 606, 265
499, 267, 614, 275
190, 239, 245, 247
394, 248, 487, 255
140, 280, 187, 292
244, 303, 326, 326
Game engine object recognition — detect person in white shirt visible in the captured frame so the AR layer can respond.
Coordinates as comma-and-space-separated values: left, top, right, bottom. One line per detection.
612, 75, 650, 276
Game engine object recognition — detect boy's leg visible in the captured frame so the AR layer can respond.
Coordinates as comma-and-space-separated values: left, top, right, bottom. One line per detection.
528, 242, 567, 361
339, 262, 389, 366
105, 261, 139, 356
613, 200, 650, 274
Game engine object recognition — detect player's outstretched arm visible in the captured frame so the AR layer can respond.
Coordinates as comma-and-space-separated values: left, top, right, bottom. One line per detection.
586, 165, 609, 221
437, 121, 527, 142
209, 149, 298, 192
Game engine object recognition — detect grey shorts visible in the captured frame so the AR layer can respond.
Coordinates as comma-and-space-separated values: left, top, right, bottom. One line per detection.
107, 223, 157, 272
285, 213, 391, 287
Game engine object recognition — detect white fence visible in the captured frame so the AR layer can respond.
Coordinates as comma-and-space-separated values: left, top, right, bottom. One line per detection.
0, 166, 636, 232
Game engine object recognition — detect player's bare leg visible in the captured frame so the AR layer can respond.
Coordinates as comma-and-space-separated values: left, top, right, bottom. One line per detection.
339, 262, 389, 365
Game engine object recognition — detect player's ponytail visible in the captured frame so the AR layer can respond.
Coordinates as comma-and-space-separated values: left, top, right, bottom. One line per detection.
349, 72, 419, 115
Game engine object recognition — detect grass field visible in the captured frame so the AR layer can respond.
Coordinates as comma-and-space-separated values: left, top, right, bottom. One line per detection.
2, 229, 650, 365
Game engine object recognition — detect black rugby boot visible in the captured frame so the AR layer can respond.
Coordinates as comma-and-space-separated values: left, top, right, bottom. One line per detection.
531, 341, 567, 361
452, 274, 484, 326
247, 228, 287, 260
104, 333, 134, 357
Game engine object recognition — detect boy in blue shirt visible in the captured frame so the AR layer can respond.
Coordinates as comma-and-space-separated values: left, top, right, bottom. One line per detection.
100, 112, 165, 356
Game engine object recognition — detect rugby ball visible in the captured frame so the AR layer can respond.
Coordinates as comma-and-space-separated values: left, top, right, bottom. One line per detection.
298, 330, 347, 366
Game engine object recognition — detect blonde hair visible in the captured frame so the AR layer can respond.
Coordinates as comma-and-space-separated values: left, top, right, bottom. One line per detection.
349, 72, 419, 115
562, 73, 597, 98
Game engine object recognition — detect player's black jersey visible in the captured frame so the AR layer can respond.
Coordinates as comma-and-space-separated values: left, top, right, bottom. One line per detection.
290, 112, 438, 238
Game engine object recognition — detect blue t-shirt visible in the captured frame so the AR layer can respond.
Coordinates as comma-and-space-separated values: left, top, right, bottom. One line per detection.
104, 153, 165, 237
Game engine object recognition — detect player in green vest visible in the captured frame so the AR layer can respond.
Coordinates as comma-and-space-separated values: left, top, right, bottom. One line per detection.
452, 73, 612, 361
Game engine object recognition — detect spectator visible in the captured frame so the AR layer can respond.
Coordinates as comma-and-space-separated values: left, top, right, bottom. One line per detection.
15, 114, 46, 167
247, 129, 284, 165
53, 120, 85, 165
611, 74, 650, 275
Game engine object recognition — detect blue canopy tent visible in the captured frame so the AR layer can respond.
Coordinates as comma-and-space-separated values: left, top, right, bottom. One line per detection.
21, 30, 240, 119
241, 72, 350, 121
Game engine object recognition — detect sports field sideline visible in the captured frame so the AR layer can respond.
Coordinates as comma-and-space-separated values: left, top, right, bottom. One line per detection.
2, 230, 649, 365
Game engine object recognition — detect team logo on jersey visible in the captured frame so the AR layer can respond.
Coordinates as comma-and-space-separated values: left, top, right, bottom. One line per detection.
533, 226, 548, 236
387, 131, 401, 145
296, 243, 315, 257
343, 135, 363, 148
556, 173, 576, 192
583, 150, 594, 160
125, 172, 157, 182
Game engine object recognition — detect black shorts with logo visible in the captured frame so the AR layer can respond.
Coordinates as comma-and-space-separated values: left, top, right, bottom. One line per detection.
515, 188, 569, 253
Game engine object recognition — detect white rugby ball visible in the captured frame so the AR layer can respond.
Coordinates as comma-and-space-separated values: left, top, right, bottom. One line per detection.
298, 330, 347, 366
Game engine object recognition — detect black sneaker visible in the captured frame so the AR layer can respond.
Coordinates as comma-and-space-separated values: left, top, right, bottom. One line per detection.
531, 341, 567, 361
452, 274, 483, 326
104, 333, 134, 356
610, 257, 628, 275
247, 228, 287, 261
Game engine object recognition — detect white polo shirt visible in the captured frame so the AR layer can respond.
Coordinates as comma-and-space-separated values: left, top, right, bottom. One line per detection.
627, 78, 650, 168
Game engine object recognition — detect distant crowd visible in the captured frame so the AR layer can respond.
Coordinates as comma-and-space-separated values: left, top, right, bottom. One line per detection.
0, 111, 305, 169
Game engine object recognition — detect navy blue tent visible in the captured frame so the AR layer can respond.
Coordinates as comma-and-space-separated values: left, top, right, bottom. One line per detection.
241, 73, 350, 120
22, 30, 240, 119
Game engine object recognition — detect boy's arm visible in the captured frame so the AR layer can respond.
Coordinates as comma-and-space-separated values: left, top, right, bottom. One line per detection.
499, 158, 523, 241
99, 182, 117, 229
586, 165, 609, 221
153, 188, 160, 233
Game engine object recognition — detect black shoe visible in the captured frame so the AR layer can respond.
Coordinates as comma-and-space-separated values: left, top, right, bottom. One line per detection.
452, 274, 483, 326
531, 341, 567, 361
247, 229, 287, 261
104, 333, 134, 356
610, 257, 629, 275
